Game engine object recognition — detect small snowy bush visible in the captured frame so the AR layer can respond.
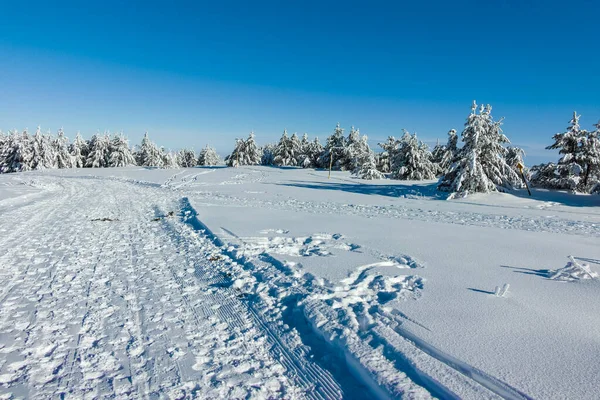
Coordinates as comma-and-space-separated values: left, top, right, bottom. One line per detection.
548, 256, 598, 282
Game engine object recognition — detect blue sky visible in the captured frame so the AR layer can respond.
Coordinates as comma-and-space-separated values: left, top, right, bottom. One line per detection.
1, 0, 599, 164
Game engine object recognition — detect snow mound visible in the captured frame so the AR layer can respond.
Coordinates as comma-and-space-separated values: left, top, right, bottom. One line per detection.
548, 256, 598, 282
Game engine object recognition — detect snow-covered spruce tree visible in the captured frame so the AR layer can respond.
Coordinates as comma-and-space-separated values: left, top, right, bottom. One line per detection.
307, 137, 325, 168
389, 130, 411, 174
197, 145, 220, 166
391, 131, 437, 180
53, 128, 73, 169
342, 127, 372, 172
260, 143, 276, 166
289, 133, 302, 164
161, 148, 179, 168
318, 123, 346, 170
353, 140, 383, 180
177, 149, 197, 168
226, 132, 262, 167
86, 133, 111, 168
340, 126, 359, 170
274, 129, 300, 166
431, 139, 444, 173
545, 112, 586, 191
30, 127, 56, 170
0, 129, 32, 173
478, 108, 522, 189
135, 132, 163, 167
226, 138, 243, 167
108, 134, 136, 167
432, 129, 458, 176
438, 102, 519, 197
0, 130, 6, 156
580, 122, 600, 191
505, 146, 527, 177
377, 136, 399, 173
297, 133, 311, 167
529, 162, 562, 189
297, 136, 325, 169
70, 132, 88, 168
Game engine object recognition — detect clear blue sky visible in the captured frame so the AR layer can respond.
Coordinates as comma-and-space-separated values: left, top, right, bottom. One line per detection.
1, 0, 599, 164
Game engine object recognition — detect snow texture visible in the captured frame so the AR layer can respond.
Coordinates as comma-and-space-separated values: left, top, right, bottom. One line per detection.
0, 166, 599, 400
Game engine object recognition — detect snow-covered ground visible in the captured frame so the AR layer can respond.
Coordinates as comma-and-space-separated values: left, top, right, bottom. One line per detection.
0, 166, 598, 399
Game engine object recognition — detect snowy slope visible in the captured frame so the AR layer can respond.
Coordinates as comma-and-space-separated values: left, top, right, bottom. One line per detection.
0, 166, 598, 399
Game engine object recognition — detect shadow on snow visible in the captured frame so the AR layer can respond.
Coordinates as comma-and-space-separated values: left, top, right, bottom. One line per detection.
277, 180, 445, 200
509, 187, 600, 208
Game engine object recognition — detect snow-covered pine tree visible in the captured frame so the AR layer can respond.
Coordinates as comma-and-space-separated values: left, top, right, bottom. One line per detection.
302, 137, 324, 168
580, 121, 600, 191
0, 129, 32, 173
273, 129, 292, 166
353, 140, 384, 180
86, 133, 111, 168
438, 101, 518, 197
545, 111, 586, 191
53, 128, 73, 169
505, 146, 526, 178
431, 138, 444, 174
108, 134, 136, 167
260, 143, 276, 166
340, 126, 360, 170
226, 138, 243, 167
478, 107, 522, 189
226, 132, 262, 167
198, 145, 220, 166
29, 127, 44, 170
297, 133, 311, 167
432, 129, 458, 176
342, 127, 372, 172
70, 132, 88, 168
391, 131, 437, 180
177, 149, 197, 168
274, 130, 302, 166
389, 130, 410, 175
136, 132, 163, 167
318, 123, 346, 170
289, 133, 302, 165
377, 136, 399, 173
243, 132, 262, 165
161, 148, 179, 168
529, 162, 562, 189
0, 130, 5, 155
30, 127, 55, 170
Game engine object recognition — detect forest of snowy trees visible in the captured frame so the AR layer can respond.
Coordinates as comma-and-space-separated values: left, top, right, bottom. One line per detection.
2, 101, 599, 197
0, 130, 220, 173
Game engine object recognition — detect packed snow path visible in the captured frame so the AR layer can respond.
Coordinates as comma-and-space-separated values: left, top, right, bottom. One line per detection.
0, 178, 341, 398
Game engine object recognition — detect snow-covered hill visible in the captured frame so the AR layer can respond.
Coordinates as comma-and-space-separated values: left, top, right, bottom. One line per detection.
0, 166, 598, 399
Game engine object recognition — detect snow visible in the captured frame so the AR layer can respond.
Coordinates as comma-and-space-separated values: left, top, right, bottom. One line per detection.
0, 166, 599, 399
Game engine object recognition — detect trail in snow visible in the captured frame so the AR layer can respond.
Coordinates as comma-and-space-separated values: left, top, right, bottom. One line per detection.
0, 178, 305, 398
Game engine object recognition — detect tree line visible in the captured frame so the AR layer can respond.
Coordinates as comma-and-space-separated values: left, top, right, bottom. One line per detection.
1, 101, 598, 197
0, 130, 220, 172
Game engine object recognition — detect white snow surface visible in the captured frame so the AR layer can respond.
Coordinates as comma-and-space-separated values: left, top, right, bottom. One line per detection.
0, 166, 599, 399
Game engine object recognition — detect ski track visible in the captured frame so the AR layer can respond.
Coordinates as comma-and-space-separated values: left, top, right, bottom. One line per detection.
0, 174, 540, 400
